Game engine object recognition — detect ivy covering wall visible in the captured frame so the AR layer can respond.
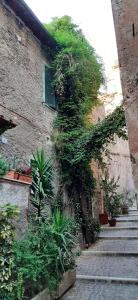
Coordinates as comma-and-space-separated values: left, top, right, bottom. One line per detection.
45, 16, 127, 232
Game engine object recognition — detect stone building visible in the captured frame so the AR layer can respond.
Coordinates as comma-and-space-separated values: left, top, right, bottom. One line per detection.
0, 0, 57, 167
0, 0, 58, 231
111, 0, 138, 194
105, 62, 135, 197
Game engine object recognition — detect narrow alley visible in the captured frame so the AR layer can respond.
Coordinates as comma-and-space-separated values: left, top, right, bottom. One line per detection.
62, 210, 138, 300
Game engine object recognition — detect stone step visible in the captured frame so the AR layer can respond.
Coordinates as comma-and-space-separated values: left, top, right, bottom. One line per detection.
77, 275, 138, 284
77, 255, 138, 279
99, 236, 138, 240
128, 210, 138, 214
111, 221, 138, 227
100, 228, 138, 239
102, 226, 138, 230
81, 250, 138, 257
88, 239, 138, 253
117, 219, 138, 222
126, 214, 138, 217
61, 280, 138, 300
117, 216, 138, 220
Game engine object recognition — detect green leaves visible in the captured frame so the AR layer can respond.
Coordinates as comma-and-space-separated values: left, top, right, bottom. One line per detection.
101, 172, 123, 218
0, 155, 9, 177
0, 204, 19, 299
46, 17, 127, 239
31, 149, 54, 217
13, 211, 77, 297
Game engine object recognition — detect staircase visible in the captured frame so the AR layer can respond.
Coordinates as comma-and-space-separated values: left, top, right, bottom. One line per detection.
62, 210, 138, 300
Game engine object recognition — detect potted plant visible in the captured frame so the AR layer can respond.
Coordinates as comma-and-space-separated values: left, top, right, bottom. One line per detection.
121, 202, 129, 215
5, 156, 18, 179
121, 191, 133, 214
16, 166, 32, 184
6, 169, 18, 180
0, 155, 9, 177
99, 211, 108, 225
101, 173, 122, 227
82, 214, 101, 248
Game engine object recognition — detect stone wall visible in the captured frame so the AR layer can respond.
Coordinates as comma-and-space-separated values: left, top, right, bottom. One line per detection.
107, 136, 135, 193
0, 178, 30, 233
111, 0, 138, 191
89, 105, 105, 216
0, 1, 56, 167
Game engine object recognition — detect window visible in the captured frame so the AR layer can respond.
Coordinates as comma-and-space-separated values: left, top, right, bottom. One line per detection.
44, 65, 57, 109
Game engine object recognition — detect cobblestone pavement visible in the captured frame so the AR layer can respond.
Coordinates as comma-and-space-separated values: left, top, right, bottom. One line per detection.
77, 255, 138, 278
62, 211, 138, 300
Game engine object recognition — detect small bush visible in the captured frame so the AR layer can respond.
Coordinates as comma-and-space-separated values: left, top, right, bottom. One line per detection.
82, 215, 101, 244
0, 155, 9, 177
0, 204, 19, 300
101, 173, 122, 218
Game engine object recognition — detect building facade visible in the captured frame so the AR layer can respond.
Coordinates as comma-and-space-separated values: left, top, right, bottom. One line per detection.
105, 62, 135, 196
0, 0, 57, 168
111, 0, 138, 193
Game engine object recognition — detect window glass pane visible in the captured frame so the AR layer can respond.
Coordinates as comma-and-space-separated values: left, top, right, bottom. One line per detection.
45, 66, 56, 109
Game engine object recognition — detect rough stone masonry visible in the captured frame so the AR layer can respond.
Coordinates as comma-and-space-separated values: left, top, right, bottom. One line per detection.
111, 0, 138, 194
0, 0, 56, 166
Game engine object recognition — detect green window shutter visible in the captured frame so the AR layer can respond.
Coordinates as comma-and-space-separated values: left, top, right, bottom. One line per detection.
45, 65, 56, 109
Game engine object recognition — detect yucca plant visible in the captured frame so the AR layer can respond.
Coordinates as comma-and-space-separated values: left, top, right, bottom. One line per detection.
31, 149, 54, 217
50, 209, 77, 272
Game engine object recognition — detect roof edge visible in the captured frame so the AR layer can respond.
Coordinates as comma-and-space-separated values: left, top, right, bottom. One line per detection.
4, 0, 58, 50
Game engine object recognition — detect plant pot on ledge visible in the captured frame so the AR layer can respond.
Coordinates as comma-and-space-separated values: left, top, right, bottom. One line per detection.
5, 170, 17, 180
17, 174, 32, 184
121, 204, 128, 215
108, 218, 116, 227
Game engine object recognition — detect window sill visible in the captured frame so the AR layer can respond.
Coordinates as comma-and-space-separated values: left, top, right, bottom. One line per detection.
42, 102, 57, 113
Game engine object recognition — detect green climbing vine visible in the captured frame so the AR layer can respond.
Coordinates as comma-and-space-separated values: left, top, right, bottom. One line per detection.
45, 16, 127, 234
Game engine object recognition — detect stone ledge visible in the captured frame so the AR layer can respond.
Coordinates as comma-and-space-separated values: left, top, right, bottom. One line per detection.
0, 177, 31, 186
77, 275, 138, 284
99, 236, 138, 240
102, 226, 138, 230
81, 250, 138, 256
31, 270, 76, 300
117, 219, 138, 222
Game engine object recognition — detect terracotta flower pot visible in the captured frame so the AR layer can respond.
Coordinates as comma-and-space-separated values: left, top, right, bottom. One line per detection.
5, 170, 16, 179
18, 174, 32, 184
122, 205, 128, 215
14, 172, 19, 180
108, 218, 116, 227
99, 212, 108, 225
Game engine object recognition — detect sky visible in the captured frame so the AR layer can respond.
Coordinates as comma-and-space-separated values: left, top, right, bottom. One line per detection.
25, 0, 118, 73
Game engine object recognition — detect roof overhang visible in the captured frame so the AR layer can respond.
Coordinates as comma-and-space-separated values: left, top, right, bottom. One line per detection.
4, 0, 58, 50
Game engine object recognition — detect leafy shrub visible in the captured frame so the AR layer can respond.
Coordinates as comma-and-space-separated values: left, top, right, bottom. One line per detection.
0, 155, 9, 177
101, 173, 122, 218
0, 204, 19, 300
82, 215, 101, 244
13, 210, 77, 299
